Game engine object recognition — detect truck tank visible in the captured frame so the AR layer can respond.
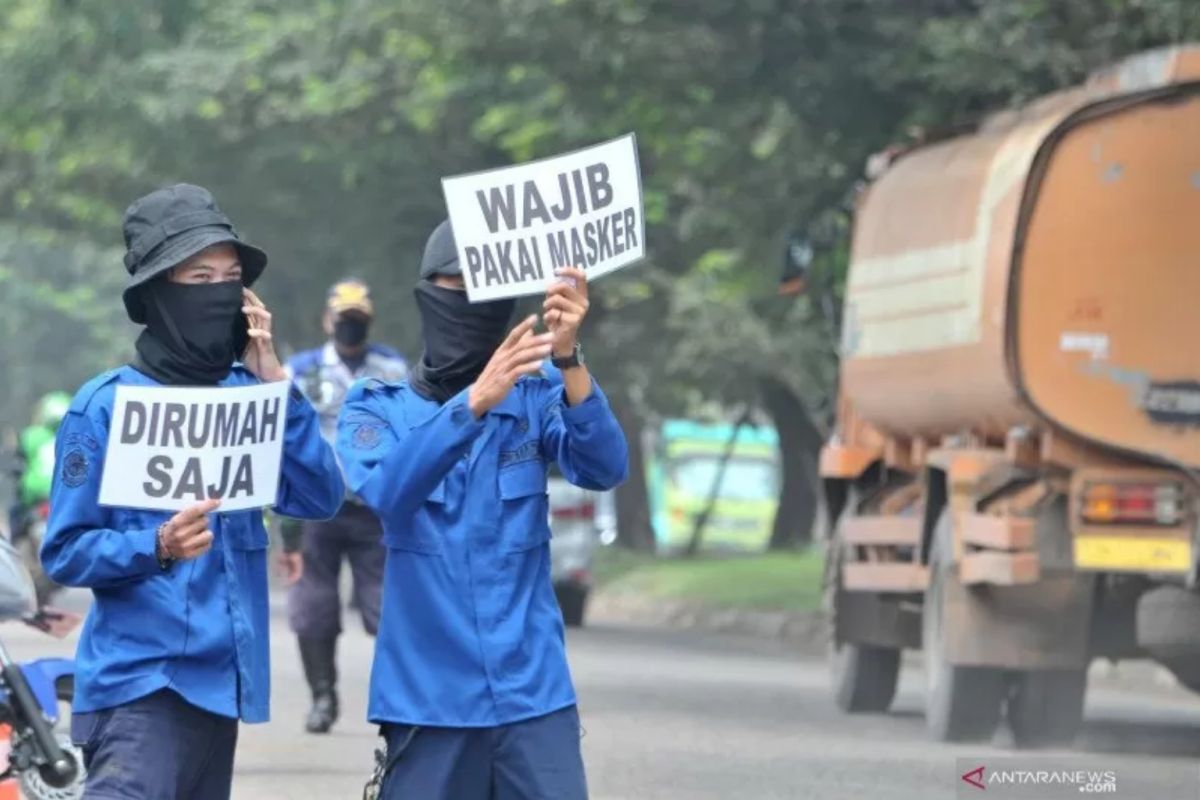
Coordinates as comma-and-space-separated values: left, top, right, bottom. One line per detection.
840, 46, 1200, 468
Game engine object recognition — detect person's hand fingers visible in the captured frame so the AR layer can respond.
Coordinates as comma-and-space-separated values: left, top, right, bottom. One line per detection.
170, 517, 210, 541
243, 288, 267, 309
247, 329, 274, 345
242, 306, 272, 332
508, 336, 554, 365
499, 315, 539, 352
170, 498, 221, 529
506, 359, 547, 382
555, 266, 588, 295
176, 529, 214, 558
544, 308, 562, 329
288, 555, 303, 585
543, 295, 585, 317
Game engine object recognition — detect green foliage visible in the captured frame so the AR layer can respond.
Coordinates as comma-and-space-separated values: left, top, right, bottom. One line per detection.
596, 549, 826, 612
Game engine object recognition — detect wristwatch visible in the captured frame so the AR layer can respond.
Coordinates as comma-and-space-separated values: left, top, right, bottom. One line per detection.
551, 342, 585, 370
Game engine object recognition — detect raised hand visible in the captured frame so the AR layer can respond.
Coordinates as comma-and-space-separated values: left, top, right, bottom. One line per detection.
242, 288, 287, 382
467, 315, 554, 418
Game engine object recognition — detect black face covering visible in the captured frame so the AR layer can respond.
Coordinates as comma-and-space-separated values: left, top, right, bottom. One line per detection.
409, 282, 515, 404
333, 316, 371, 348
133, 280, 248, 386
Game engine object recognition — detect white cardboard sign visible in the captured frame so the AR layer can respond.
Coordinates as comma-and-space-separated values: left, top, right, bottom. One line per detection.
441, 133, 645, 302
98, 381, 290, 512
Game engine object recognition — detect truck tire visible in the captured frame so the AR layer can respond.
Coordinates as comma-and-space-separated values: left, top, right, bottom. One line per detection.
1137, 585, 1200, 656
831, 641, 901, 713
923, 511, 1006, 742
825, 508, 900, 713
555, 583, 588, 628
1007, 668, 1086, 748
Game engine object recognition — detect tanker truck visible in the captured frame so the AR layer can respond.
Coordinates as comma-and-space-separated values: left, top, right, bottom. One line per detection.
819, 45, 1200, 747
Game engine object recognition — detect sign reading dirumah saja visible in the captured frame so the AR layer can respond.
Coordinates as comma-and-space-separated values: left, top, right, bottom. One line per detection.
441, 133, 645, 302
98, 381, 290, 512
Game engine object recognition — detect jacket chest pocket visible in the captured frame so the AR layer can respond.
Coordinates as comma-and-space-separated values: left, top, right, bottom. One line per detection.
498, 461, 550, 552
223, 514, 269, 551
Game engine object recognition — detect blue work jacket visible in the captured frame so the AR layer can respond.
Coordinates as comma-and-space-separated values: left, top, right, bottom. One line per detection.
337, 376, 628, 727
42, 365, 344, 723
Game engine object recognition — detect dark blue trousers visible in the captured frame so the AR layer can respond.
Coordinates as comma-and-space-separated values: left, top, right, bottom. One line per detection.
70, 689, 238, 800
379, 705, 587, 800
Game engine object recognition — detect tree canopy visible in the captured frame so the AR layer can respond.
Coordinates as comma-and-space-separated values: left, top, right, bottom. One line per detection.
2, 0, 1197, 546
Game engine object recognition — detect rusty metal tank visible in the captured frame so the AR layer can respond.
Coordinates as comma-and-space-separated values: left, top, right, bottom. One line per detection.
840, 45, 1200, 468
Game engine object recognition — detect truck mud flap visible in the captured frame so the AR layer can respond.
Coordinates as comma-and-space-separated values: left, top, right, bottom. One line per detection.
835, 590, 921, 650
940, 571, 1094, 670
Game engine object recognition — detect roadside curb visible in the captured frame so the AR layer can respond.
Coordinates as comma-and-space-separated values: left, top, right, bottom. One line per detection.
588, 588, 827, 655
588, 588, 1192, 695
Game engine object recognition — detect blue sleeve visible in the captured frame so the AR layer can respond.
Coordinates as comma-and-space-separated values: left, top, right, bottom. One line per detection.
539, 379, 629, 491
41, 409, 161, 588
337, 383, 485, 522
273, 386, 345, 520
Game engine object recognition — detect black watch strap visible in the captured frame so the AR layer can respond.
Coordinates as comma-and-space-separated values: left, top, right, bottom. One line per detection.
551, 343, 584, 370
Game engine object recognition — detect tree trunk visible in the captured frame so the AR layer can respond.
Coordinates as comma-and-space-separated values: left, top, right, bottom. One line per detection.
607, 386, 657, 553
684, 406, 753, 557
759, 375, 826, 550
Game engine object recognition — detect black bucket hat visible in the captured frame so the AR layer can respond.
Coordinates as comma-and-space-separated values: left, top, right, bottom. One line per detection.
121, 183, 268, 323
419, 219, 461, 280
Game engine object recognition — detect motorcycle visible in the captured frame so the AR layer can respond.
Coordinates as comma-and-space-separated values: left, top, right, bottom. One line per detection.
0, 535, 83, 799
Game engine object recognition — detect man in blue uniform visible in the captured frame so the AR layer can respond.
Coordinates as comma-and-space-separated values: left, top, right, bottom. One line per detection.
42, 184, 344, 800
280, 278, 408, 734
339, 220, 628, 800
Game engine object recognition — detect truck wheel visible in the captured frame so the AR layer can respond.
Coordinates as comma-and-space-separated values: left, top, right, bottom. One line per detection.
923, 512, 1006, 742
831, 641, 901, 713
555, 584, 588, 628
825, 517, 900, 713
1007, 668, 1086, 748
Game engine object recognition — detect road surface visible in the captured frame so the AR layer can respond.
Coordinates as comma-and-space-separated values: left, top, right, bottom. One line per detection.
8, 595, 1200, 799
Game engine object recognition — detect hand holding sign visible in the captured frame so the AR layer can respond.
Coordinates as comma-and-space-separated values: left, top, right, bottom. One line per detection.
468, 316, 554, 418
544, 267, 589, 357
157, 498, 220, 562
241, 288, 287, 383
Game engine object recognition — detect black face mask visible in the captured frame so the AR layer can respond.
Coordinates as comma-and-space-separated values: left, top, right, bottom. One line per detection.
409, 282, 515, 404
133, 280, 247, 386
333, 316, 371, 348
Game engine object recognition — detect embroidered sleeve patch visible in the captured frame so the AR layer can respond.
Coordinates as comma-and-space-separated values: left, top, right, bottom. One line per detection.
63, 433, 100, 452
352, 424, 383, 450
61, 449, 90, 488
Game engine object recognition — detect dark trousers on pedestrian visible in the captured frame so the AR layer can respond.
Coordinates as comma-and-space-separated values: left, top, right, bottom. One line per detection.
70, 689, 238, 800
287, 502, 384, 639
378, 705, 588, 800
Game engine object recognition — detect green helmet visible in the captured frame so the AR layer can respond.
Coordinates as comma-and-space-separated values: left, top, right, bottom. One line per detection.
34, 391, 72, 430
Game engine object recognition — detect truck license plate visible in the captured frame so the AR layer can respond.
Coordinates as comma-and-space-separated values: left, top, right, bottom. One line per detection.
1074, 536, 1193, 572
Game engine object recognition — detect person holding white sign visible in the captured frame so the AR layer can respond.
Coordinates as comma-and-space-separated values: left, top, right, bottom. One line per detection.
40, 184, 344, 800
339, 220, 628, 800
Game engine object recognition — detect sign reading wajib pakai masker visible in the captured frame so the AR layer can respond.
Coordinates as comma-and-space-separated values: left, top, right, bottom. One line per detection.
98, 381, 290, 512
441, 133, 646, 302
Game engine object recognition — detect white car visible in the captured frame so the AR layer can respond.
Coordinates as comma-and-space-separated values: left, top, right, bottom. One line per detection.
548, 475, 614, 627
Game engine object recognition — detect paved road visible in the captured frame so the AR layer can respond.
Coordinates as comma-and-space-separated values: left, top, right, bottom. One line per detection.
8, 597, 1200, 799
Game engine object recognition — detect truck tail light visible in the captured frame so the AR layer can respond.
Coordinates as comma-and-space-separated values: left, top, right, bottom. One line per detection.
1081, 482, 1184, 526
552, 502, 595, 522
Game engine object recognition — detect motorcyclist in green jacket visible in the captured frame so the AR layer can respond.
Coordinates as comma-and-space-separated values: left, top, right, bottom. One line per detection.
17, 391, 71, 512
8, 391, 70, 600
